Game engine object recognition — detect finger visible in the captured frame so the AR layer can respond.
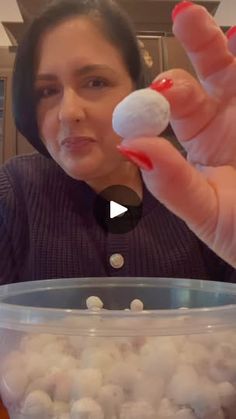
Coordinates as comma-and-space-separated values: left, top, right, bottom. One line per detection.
120, 137, 217, 237
153, 70, 219, 142
172, 2, 236, 97
226, 26, 236, 56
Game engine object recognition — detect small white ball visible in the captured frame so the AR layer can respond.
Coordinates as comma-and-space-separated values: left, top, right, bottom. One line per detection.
105, 361, 141, 392
71, 368, 102, 399
20, 390, 53, 418
86, 296, 104, 310
167, 365, 200, 406
98, 384, 124, 415
53, 400, 69, 415
130, 299, 144, 312
217, 381, 236, 408
120, 400, 156, 419
157, 398, 177, 417
112, 88, 170, 140
70, 397, 104, 419
175, 408, 196, 419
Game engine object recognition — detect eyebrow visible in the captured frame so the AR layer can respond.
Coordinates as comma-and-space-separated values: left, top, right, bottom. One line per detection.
35, 64, 114, 81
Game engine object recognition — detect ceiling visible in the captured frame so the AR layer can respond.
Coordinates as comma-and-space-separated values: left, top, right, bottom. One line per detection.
3, 0, 220, 46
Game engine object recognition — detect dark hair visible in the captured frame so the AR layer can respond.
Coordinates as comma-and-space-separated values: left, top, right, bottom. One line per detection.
12, 0, 147, 156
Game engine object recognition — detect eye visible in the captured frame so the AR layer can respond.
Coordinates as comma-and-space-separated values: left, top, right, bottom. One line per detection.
86, 78, 108, 89
35, 86, 60, 100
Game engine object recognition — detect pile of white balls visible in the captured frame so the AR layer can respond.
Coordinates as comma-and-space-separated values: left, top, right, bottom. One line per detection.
1, 296, 236, 419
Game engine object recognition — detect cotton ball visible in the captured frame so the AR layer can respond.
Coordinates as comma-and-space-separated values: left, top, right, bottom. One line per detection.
105, 361, 141, 393
70, 397, 104, 419
26, 374, 55, 396
80, 346, 119, 371
20, 333, 57, 352
24, 352, 48, 381
175, 408, 196, 419
98, 384, 124, 416
112, 87, 170, 140
86, 296, 104, 310
0, 367, 29, 406
190, 380, 221, 417
53, 400, 69, 416
57, 414, 70, 419
217, 381, 236, 408
122, 352, 140, 368
20, 390, 53, 419
202, 409, 224, 419
133, 375, 164, 407
189, 333, 225, 350
53, 370, 74, 402
167, 364, 200, 406
209, 343, 236, 382
130, 299, 144, 312
179, 342, 210, 373
120, 400, 156, 419
168, 367, 221, 416
140, 337, 178, 380
71, 368, 102, 399
51, 354, 78, 371
156, 398, 178, 418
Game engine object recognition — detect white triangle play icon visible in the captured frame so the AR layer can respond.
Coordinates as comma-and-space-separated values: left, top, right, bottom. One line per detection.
110, 201, 128, 219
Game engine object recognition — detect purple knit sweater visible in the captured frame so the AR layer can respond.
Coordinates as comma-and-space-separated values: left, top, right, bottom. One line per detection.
0, 153, 235, 284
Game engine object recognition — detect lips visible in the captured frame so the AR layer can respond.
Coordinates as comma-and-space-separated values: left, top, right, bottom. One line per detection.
61, 136, 95, 150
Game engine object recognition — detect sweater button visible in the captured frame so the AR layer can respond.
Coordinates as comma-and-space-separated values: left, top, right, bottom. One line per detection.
109, 253, 124, 269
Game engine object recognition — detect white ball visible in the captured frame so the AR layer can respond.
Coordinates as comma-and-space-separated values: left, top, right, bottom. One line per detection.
120, 400, 156, 419
105, 361, 141, 391
217, 381, 236, 408
112, 88, 170, 139
86, 296, 104, 310
130, 299, 144, 312
156, 398, 177, 417
20, 390, 53, 419
70, 397, 104, 419
175, 408, 196, 419
98, 384, 124, 414
71, 368, 102, 399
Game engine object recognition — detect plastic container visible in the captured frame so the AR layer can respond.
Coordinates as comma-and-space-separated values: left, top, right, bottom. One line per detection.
1, 277, 236, 419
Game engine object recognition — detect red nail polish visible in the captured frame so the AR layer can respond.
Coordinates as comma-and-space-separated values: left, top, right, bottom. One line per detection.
172, 1, 193, 21
117, 146, 153, 171
226, 26, 236, 40
150, 78, 173, 92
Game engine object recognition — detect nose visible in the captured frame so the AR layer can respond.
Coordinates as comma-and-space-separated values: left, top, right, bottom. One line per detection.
58, 88, 86, 123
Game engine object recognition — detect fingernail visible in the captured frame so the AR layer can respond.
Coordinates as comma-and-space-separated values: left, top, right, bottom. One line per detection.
150, 78, 173, 92
226, 26, 236, 39
117, 145, 153, 171
172, 1, 193, 22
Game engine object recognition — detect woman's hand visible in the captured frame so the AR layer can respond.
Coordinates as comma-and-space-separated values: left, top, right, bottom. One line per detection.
119, 2, 236, 267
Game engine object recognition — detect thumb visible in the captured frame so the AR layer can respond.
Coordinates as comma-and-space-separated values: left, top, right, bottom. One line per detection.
118, 137, 217, 237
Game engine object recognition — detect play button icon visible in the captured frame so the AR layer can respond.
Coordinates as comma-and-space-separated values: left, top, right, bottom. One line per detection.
94, 185, 142, 234
110, 201, 128, 219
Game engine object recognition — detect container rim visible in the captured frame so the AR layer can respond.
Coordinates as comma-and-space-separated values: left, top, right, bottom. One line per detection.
0, 277, 236, 336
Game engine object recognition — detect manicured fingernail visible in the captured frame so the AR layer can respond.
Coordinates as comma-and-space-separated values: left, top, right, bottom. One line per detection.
150, 78, 173, 92
226, 26, 236, 39
117, 145, 153, 171
172, 1, 193, 21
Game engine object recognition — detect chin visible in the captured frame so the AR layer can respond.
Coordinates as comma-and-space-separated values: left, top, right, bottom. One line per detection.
61, 162, 102, 182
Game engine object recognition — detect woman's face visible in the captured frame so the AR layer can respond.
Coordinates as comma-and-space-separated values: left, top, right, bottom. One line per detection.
35, 16, 134, 182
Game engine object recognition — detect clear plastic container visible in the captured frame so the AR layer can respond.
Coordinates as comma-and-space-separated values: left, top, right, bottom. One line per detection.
1, 277, 236, 419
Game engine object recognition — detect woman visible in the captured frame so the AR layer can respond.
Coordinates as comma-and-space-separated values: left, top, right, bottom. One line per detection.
0, 0, 235, 283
